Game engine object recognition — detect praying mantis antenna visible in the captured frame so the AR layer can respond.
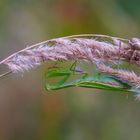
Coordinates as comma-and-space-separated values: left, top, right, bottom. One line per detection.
0, 71, 12, 79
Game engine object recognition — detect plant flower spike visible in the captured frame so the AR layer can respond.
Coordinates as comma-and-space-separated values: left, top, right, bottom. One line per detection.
1, 34, 140, 100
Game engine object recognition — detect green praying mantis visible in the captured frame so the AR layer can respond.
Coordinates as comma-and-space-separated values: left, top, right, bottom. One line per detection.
45, 62, 138, 95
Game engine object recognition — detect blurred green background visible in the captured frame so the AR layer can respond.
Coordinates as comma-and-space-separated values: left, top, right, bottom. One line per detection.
0, 0, 140, 140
